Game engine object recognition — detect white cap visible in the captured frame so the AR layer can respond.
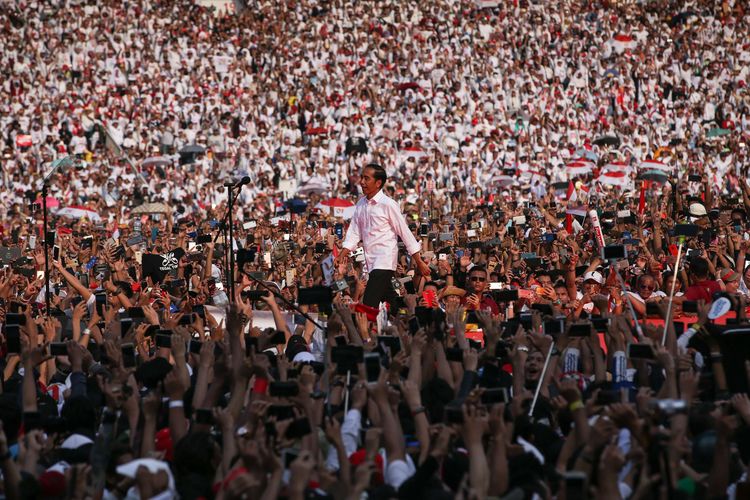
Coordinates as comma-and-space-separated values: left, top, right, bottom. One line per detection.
583, 271, 604, 284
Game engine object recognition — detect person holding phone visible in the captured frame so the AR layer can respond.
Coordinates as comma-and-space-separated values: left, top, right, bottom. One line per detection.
462, 267, 500, 315
335, 164, 431, 308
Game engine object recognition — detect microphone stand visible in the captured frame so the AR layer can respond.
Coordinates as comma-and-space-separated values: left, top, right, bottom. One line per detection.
41, 156, 74, 314
243, 271, 326, 331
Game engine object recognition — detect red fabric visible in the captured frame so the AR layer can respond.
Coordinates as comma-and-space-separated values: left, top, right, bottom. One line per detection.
684, 280, 721, 302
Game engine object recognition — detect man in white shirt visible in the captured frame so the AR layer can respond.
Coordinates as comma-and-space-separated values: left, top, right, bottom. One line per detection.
336, 163, 431, 308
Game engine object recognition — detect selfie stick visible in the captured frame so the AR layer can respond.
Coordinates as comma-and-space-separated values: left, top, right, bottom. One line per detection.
661, 237, 684, 346
42, 156, 75, 315
528, 342, 555, 417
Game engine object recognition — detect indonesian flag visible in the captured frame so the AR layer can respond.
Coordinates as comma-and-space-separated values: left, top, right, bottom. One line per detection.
612, 34, 637, 52
399, 146, 427, 160
601, 161, 631, 174
566, 159, 595, 177
639, 159, 673, 172
16, 135, 32, 148
598, 170, 630, 188
566, 181, 578, 203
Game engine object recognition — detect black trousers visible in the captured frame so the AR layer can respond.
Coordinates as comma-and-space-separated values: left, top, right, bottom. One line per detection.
362, 269, 398, 309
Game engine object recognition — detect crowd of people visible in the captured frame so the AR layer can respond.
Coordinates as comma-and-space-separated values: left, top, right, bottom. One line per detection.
2, 0, 750, 498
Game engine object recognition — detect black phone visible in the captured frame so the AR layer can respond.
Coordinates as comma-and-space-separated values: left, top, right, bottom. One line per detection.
445, 347, 464, 362
602, 244, 626, 261
314, 242, 327, 254
628, 343, 655, 360
120, 318, 134, 338
268, 405, 295, 421
5, 312, 26, 326
568, 322, 591, 337
543, 318, 564, 336
595, 389, 620, 406
195, 408, 214, 425
563, 472, 588, 500
494, 289, 519, 302
188, 339, 202, 354
269, 381, 300, 398
297, 286, 333, 306
334, 223, 343, 239
688, 174, 702, 182
128, 307, 144, 318
377, 335, 401, 354
444, 406, 464, 424
179, 314, 195, 326
591, 317, 610, 333
121, 343, 136, 368
682, 300, 698, 313
270, 330, 287, 345
49, 342, 68, 356
244, 335, 258, 356
242, 290, 269, 301
286, 417, 312, 439
645, 302, 661, 316
196, 234, 212, 244
481, 387, 509, 405
420, 223, 429, 236
364, 352, 381, 382
155, 333, 172, 349
192, 304, 205, 318
95, 292, 106, 315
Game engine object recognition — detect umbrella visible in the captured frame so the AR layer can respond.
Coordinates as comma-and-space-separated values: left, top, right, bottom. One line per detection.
131, 202, 171, 215
638, 169, 669, 183
142, 156, 173, 168
179, 144, 206, 155
669, 11, 697, 28
707, 128, 731, 138
603, 68, 620, 79
285, 198, 308, 214
593, 135, 621, 147
598, 170, 631, 188
34, 196, 60, 209
296, 179, 330, 196
574, 149, 598, 162
601, 161, 633, 175
56, 205, 102, 222
639, 160, 673, 173
492, 175, 515, 187
316, 198, 355, 219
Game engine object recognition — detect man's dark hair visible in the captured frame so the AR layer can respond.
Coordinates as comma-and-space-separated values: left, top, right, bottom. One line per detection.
469, 266, 487, 276
366, 163, 387, 187
689, 257, 710, 279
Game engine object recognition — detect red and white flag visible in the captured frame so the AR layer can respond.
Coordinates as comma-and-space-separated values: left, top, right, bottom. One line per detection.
598, 170, 631, 188
639, 159, 673, 172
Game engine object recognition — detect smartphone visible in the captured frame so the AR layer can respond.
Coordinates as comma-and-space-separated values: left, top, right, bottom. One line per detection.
444, 406, 464, 424
364, 352, 381, 383
5, 324, 21, 353
270, 329, 287, 345
563, 471, 588, 500
128, 307, 144, 318
243, 290, 269, 301
5, 312, 26, 326
95, 292, 106, 315
481, 387, 509, 405
49, 342, 68, 356
543, 318, 564, 336
155, 333, 172, 349
269, 381, 300, 398
285, 417, 312, 439
688, 174, 702, 182
595, 389, 620, 406
195, 408, 214, 425
53, 245, 61, 260
445, 347, 464, 363
682, 300, 698, 314
179, 314, 195, 326
420, 223, 429, 236
568, 322, 591, 337
602, 244, 626, 261
193, 304, 205, 318
283, 449, 299, 468
120, 318, 134, 338
408, 316, 420, 336
628, 343, 655, 360
239, 335, 256, 357
196, 234, 212, 244
377, 335, 402, 354
591, 317, 610, 333
121, 343, 136, 368
334, 223, 343, 239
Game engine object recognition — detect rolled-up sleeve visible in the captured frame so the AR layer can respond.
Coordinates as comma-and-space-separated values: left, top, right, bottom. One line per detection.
387, 201, 421, 256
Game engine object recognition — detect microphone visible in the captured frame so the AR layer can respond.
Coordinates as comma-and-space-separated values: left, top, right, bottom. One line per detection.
223, 176, 251, 188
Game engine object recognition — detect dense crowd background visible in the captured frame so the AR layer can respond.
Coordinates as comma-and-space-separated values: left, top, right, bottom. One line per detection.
2, 0, 750, 498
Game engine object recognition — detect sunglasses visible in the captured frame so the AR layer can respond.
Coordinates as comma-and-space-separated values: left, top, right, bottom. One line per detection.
639, 284, 655, 291
469, 276, 486, 282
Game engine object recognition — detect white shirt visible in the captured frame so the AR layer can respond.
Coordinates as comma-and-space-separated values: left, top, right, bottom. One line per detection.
342, 189, 421, 272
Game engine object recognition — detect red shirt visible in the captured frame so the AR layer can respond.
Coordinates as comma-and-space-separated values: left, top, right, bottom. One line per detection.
684, 279, 722, 302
